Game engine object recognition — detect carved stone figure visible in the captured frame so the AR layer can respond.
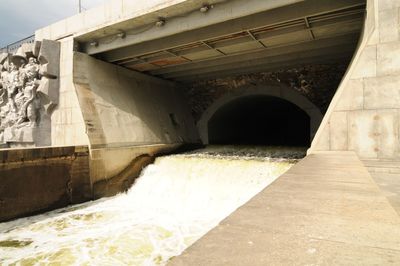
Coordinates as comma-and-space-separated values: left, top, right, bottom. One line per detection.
0, 40, 60, 146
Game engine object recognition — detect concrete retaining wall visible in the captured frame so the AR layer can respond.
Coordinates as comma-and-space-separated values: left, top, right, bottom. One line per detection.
72, 52, 198, 189
73, 52, 198, 149
0, 143, 185, 221
310, 0, 400, 160
0, 146, 90, 222
0, 50, 200, 220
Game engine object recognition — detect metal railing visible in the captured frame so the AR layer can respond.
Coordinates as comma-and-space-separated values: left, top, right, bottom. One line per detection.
0, 35, 35, 54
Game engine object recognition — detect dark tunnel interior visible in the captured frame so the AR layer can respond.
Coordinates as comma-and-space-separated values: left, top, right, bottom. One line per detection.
208, 96, 311, 146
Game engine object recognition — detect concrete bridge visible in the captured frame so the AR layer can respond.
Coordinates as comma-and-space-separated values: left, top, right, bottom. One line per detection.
0, 0, 400, 262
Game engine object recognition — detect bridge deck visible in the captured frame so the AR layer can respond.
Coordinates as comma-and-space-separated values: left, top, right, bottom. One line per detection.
170, 152, 400, 265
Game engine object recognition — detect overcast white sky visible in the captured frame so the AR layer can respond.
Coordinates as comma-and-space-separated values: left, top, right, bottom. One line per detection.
0, 0, 106, 47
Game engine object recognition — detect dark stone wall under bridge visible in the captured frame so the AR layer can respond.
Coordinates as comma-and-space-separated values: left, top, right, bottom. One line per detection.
183, 63, 348, 122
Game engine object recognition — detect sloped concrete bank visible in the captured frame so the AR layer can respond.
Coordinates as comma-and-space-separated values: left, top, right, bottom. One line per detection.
170, 152, 400, 265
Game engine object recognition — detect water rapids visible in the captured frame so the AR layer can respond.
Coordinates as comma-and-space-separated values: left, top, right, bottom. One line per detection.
0, 146, 305, 265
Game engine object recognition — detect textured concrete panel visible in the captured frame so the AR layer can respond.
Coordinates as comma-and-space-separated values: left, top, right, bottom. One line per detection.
329, 112, 348, 150
377, 110, 400, 159
52, 38, 88, 147
311, 123, 330, 151
378, 0, 400, 10
367, 30, 379, 46
335, 79, 364, 111
348, 110, 378, 159
72, 52, 199, 186
50, 19, 67, 40
73, 52, 198, 149
379, 8, 399, 43
352, 45, 377, 79
311, 0, 400, 159
364, 75, 400, 109
377, 42, 400, 76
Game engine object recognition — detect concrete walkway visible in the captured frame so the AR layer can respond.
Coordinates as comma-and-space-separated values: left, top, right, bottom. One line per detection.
363, 159, 400, 216
169, 152, 400, 265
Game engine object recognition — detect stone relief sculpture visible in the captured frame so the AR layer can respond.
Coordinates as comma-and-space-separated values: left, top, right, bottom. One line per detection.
0, 40, 60, 147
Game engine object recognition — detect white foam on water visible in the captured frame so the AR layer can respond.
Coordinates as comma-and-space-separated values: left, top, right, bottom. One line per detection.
0, 146, 304, 265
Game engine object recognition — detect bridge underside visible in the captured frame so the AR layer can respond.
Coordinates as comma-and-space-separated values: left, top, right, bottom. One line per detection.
81, 0, 365, 83
73, 0, 366, 148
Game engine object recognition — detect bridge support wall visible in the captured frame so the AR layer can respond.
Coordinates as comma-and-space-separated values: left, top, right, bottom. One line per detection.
310, 0, 400, 160
72, 52, 199, 196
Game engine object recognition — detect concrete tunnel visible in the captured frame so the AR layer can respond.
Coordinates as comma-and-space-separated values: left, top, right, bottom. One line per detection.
73, 0, 366, 147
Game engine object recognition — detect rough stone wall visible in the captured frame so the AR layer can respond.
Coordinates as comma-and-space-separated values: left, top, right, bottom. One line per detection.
310, 0, 400, 160
183, 63, 348, 122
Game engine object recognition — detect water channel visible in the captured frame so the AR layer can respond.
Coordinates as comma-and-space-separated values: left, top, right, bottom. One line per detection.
0, 146, 305, 265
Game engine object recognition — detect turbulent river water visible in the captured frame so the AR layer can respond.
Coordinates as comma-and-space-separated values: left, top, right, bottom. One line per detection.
0, 146, 305, 265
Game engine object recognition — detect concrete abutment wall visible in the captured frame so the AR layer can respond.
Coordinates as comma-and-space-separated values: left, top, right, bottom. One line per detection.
310, 0, 400, 160
72, 52, 199, 193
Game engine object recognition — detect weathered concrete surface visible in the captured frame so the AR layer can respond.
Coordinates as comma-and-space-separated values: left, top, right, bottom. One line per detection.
310, 0, 400, 160
73, 52, 198, 150
51, 37, 89, 147
35, 0, 301, 54
0, 146, 90, 222
90, 143, 183, 199
72, 52, 199, 187
363, 159, 400, 215
170, 152, 400, 265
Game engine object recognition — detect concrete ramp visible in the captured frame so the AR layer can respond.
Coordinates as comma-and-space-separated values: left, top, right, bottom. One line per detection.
170, 152, 400, 265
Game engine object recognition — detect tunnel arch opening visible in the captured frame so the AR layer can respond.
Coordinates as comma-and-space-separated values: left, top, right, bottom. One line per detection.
208, 96, 310, 146
197, 85, 323, 146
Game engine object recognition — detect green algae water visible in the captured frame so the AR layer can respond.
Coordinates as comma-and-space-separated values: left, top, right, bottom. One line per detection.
0, 146, 305, 265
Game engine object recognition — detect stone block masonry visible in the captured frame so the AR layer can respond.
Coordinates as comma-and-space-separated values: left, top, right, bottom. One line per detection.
184, 63, 348, 122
